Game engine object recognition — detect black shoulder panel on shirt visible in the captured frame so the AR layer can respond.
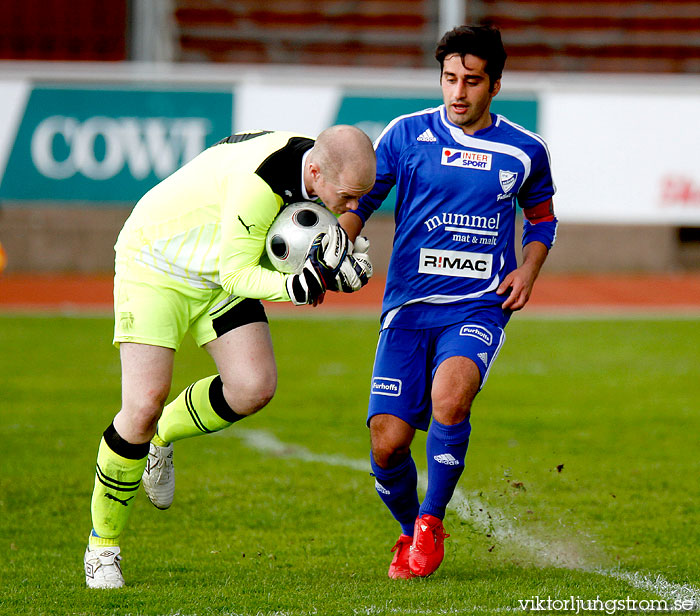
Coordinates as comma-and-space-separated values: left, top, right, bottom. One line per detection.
255, 137, 315, 205
214, 130, 274, 145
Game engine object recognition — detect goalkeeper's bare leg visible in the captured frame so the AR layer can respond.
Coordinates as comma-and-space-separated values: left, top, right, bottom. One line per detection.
149, 320, 276, 443
87, 322, 277, 587
86, 342, 173, 588
204, 321, 277, 420
144, 321, 276, 508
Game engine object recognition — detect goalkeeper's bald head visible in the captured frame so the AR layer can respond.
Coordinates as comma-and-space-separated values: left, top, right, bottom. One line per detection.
309, 125, 376, 195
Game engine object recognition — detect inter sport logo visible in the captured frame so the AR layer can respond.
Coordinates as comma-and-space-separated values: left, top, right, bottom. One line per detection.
371, 377, 402, 397
441, 148, 492, 170
419, 248, 492, 279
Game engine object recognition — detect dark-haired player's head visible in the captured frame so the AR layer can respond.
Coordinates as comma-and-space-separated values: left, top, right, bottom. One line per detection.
435, 26, 507, 92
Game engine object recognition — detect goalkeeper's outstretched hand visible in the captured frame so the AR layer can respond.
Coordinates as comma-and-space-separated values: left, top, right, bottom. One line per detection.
330, 236, 373, 293
286, 226, 349, 306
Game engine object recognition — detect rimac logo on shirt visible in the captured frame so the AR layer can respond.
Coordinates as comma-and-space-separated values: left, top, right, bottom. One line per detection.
419, 248, 492, 279
441, 148, 492, 170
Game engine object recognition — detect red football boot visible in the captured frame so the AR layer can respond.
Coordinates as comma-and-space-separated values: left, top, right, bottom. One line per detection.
408, 514, 450, 577
387, 534, 415, 579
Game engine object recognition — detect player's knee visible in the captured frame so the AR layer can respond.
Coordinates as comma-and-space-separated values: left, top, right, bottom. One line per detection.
432, 356, 481, 422
369, 414, 414, 469
371, 441, 411, 470
223, 376, 276, 416
131, 386, 169, 413
245, 383, 276, 414
432, 392, 473, 424
432, 383, 477, 424
121, 385, 170, 432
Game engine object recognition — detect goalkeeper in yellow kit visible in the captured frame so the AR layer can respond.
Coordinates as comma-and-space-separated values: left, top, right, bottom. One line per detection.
84, 126, 376, 589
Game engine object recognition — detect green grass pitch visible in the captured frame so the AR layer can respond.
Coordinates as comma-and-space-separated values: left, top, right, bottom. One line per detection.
1, 313, 699, 615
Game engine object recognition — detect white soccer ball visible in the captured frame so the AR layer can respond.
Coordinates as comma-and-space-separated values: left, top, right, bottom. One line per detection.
265, 202, 339, 274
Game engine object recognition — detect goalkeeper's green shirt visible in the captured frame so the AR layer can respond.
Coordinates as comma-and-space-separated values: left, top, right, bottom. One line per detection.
115, 130, 316, 302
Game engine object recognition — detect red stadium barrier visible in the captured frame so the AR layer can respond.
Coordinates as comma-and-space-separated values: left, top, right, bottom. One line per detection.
1, 273, 699, 315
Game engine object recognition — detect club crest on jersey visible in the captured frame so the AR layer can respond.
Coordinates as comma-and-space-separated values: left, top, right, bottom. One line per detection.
441, 148, 492, 170
419, 248, 492, 279
499, 170, 518, 193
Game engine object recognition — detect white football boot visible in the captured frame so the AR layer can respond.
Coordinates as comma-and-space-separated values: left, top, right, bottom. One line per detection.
142, 442, 175, 509
84, 546, 124, 589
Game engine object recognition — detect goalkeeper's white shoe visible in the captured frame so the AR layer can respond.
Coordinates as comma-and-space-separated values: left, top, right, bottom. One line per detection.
142, 442, 175, 509
84, 546, 124, 589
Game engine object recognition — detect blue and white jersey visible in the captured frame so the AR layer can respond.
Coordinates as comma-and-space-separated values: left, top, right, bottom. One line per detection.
356, 105, 557, 330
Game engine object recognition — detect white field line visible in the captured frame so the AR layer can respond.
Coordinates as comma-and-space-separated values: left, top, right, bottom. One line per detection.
232, 428, 700, 608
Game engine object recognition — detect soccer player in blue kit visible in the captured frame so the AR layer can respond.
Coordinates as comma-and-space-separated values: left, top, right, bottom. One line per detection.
339, 25, 558, 578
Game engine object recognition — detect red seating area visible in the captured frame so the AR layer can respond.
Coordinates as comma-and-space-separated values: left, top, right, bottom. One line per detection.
172, 0, 700, 72
174, 0, 434, 67
472, 0, 700, 73
0, 0, 128, 61
1, 0, 698, 73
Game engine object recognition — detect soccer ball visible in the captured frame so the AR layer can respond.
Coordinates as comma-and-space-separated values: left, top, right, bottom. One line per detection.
265, 202, 339, 274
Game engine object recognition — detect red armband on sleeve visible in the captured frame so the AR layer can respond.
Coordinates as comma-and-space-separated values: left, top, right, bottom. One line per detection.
523, 199, 555, 223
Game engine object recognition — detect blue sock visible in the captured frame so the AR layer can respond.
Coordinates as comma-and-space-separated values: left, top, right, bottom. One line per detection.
420, 417, 472, 519
370, 452, 420, 536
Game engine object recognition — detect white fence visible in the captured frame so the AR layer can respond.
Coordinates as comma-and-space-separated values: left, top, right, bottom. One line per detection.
0, 62, 698, 224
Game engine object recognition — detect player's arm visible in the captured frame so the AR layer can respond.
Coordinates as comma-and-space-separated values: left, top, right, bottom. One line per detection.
339, 211, 364, 242
497, 199, 557, 311
219, 174, 347, 305
219, 174, 291, 302
497, 238, 549, 311
332, 211, 375, 294
350, 122, 399, 229
330, 124, 401, 293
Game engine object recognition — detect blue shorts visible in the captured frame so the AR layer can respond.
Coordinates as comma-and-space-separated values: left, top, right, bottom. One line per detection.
367, 320, 506, 431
